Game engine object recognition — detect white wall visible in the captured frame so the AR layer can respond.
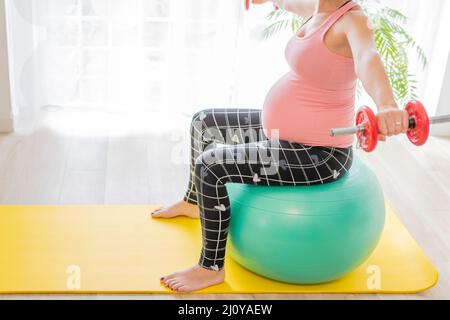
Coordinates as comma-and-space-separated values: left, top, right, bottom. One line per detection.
407, 0, 450, 137
0, 0, 13, 132
4, 0, 35, 130
432, 49, 450, 136
397, 0, 450, 137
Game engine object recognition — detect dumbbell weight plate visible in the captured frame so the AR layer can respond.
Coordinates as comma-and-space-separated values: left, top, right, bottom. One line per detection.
356, 106, 378, 152
405, 100, 430, 146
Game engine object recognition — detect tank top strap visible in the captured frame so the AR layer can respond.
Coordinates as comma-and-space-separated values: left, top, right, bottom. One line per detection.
319, 1, 359, 37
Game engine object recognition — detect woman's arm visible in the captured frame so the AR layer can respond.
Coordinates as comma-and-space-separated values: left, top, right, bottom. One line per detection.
345, 11, 409, 139
252, 0, 315, 18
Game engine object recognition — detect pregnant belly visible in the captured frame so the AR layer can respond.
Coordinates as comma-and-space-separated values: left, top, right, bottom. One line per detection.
262, 72, 355, 147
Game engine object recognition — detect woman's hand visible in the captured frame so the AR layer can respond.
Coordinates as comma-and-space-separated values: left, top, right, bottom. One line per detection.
377, 106, 409, 141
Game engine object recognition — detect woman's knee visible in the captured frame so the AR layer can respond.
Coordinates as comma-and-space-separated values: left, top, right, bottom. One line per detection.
190, 109, 217, 142
194, 151, 213, 182
191, 108, 213, 125
194, 149, 225, 183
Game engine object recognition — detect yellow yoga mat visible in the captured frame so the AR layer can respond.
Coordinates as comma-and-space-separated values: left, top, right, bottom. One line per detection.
0, 205, 438, 294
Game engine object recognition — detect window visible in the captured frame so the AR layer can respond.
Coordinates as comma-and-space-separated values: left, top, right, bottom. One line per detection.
8, 0, 241, 119
6, 0, 450, 130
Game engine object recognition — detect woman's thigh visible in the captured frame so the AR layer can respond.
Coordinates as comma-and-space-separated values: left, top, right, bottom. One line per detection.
197, 140, 353, 187
191, 108, 265, 145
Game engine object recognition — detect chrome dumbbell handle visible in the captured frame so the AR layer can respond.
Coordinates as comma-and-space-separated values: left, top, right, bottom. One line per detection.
330, 124, 365, 137
331, 114, 450, 137
429, 114, 450, 125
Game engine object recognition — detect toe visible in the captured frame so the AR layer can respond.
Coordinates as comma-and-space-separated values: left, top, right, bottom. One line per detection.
151, 209, 162, 216
165, 278, 178, 287
172, 282, 184, 291
162, 272, 177, 282
169, 281, 181, 290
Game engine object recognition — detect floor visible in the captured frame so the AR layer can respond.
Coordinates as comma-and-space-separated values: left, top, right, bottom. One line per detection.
0, 108, 449, 300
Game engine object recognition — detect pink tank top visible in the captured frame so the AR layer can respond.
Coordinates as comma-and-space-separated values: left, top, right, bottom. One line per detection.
262, 1, 358, 148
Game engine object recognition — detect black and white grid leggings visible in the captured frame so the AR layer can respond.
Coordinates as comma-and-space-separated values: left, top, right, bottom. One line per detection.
184, 108, 353, 272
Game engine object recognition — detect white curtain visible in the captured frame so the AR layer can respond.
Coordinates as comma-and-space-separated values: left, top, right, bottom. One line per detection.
6, 0, 245, 130
5, 0, 450, 131
378, 0, 450, 117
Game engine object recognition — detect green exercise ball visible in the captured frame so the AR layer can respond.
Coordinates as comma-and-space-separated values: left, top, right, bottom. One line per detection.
226, 156, 385, 284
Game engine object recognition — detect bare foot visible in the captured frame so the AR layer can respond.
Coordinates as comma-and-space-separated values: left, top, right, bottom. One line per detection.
151, 200, 199, 219
161, 265, 225, 292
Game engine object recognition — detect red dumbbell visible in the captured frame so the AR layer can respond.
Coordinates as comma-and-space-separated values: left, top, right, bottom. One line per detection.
330, 100, 450, 152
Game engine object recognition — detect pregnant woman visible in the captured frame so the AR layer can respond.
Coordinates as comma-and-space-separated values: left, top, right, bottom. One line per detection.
152, 0, 409, 292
